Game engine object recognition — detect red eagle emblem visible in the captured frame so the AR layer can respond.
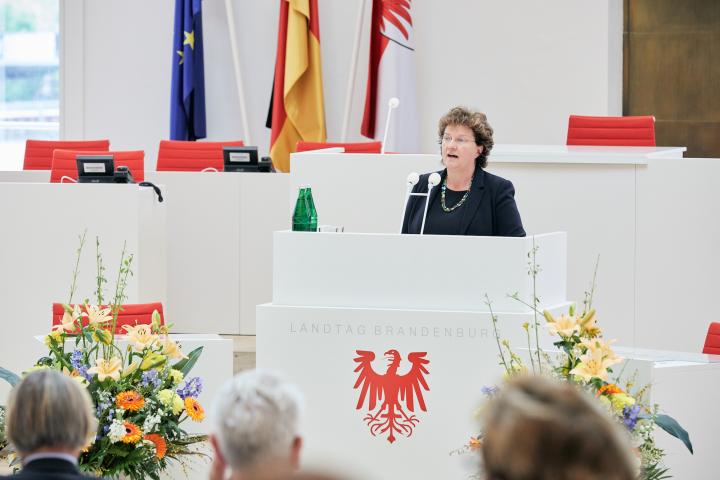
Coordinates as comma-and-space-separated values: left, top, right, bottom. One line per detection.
353, 349, 430, 443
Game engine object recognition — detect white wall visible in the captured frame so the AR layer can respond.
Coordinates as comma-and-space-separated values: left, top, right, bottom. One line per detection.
60, 0, 622, 170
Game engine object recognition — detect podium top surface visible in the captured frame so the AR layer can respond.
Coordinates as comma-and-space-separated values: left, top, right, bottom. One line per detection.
272, 231, 568, 313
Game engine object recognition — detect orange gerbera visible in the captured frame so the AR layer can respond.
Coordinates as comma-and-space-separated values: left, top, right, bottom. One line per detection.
468, 436, 482, 451
116, 391, 145, 412
144, 433, 167, 459
184, 397, 205, 422
597, 383, 623, 397
121, 422, 142, 444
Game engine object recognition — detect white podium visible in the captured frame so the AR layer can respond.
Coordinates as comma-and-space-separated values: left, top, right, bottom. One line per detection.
0, 183, 165, 401
257, 231, 570, 480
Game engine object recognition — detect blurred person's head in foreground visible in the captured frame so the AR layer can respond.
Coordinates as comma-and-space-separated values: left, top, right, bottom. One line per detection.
481, 375, 636, 480
210, 369, 304, 480
6, 369, 96, 464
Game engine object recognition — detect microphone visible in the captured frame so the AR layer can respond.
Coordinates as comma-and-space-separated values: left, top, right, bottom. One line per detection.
400, 172, 420, 231
139, 181, 164, 203
420, 173, 441, 234
380, 97, 400, 154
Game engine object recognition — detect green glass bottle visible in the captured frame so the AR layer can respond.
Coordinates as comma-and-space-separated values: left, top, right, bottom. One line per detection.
292, 186, 310, 231
305, 187, 318, 232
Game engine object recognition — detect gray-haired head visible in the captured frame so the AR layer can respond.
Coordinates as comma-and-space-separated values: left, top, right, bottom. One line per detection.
6, 369, 97, 455
212, 369, 304, 472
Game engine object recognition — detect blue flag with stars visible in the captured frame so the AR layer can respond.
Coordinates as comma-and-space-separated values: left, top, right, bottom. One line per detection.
170, 0, 206, 140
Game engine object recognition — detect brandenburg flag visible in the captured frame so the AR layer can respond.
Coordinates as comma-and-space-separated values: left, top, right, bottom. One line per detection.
267, 0, 327, 173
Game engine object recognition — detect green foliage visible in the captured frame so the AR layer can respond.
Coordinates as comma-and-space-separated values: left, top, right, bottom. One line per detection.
0, 367, 20, 387
655, 414, 693, 454
642, 463, 672, 480
172, 347, 204, 377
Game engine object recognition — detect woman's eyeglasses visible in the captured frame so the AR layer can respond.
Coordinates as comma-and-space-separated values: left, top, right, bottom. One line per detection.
440, 135, 476, 146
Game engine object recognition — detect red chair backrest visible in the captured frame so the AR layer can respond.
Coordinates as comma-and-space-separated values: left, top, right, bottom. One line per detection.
24, 139, 110, 170
566, 115, 656, 147
50, 150, 145, 183
52, 302, 165, 335
295, 141, 382, 153
156, 139, 245, 172
703, 322, 720, 355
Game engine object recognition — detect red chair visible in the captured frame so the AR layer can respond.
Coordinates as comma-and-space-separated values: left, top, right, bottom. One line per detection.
702, 322, 720, 355
156, 139, 245, 172
52, 302, 165, 335
566, 115, 656, 146
50, 150, 145, 183
295, 140, 382, 153
23, 139, 110, 170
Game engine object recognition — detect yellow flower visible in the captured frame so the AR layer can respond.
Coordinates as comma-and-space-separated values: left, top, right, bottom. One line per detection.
169, 369, 184, 386
151, 309, 163, 331
44, 330, 64, 347
580, 338, 622, 366
54, 305, 81, 333
158, 389, 184, 414
184, 397, 205, 422
546, 314, 580, 338
92, 329, 113, 345
123, 324, 158, 351
87, 356, 122, 381
140, 352, 166, 371
610, 393, 636, 414
579, 309, 601, 337
569, 349, 618, 382
85, 304, 113, 326
161, 336, 187, 360
121, 360, 140, 378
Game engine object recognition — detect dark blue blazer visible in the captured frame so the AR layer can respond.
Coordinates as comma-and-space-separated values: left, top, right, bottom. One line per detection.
0, 458, 105, 480
401, 168, 525, 237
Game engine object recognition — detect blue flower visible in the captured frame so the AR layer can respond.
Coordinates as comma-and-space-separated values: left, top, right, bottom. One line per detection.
177, 376, 203, 399
481, 385, 499, 397
141, 369, 162, 389
70, 350, 84, 370
623, 404, 641, 430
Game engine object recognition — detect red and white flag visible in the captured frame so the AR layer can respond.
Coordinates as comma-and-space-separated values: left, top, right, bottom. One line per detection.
361, 0, 419, 153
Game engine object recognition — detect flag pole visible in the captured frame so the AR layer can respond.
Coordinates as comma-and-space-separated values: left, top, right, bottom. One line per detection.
341, 0, 368, 141
224, 0, 252, 144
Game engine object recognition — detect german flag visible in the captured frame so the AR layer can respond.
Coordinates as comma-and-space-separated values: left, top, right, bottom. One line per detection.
267, 0, 326, 173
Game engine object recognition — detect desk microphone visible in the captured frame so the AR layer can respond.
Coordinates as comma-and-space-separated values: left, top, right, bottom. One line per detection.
420, 172, 441, 234
400, 172, 420, 231
402, 172, 440, 234
380, 97, 400, 154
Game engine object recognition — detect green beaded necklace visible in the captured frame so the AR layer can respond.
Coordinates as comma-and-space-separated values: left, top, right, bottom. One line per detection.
440, 175, 473, 213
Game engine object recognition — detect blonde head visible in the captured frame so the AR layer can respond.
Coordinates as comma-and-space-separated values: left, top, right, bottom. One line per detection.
481, 375, 636, 480
6, 370, 97, 455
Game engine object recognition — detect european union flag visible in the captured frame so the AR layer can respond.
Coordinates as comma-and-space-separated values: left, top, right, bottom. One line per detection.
170, 0, 206, 140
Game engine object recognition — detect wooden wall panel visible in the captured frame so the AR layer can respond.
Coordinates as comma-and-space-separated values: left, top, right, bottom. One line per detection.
624, 0, 720, 157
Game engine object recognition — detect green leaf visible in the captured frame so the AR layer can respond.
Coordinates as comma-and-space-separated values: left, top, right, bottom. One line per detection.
656, 413, 693, 454
171, 346, 203, 376
0, 367, 20, 387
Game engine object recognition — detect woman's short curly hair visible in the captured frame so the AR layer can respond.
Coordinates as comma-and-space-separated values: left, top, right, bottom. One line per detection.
438, 106, 494, 168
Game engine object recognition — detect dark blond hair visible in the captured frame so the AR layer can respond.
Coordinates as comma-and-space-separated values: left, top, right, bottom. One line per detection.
438, 106, 494, 168
481, 375, 636, 480
6, 370, 97, 454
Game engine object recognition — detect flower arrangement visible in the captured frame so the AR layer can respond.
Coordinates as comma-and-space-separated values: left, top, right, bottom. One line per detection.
463, 249, 692, 480
7, 232, 207, 479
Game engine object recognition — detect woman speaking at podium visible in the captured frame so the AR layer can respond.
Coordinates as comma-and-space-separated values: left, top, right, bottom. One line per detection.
401, 106, 525, 236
